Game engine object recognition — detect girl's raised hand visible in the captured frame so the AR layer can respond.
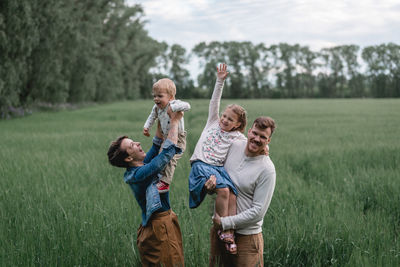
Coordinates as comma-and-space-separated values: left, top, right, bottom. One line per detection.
217, 63, 229, 80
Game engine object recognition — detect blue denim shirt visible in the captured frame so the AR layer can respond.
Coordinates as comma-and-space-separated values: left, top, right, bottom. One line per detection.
124, 137, 182, 226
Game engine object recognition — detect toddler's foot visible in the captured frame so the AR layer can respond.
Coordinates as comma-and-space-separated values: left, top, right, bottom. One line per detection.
156, 180, 170, 193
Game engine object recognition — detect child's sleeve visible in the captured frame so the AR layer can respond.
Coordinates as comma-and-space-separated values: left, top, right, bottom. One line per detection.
144, 105, 158, 129
170, 100, 191, 112
207, 78, 225, 125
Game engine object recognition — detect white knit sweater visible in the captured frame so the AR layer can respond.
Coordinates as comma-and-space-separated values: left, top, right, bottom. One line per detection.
221, 139, 276, 235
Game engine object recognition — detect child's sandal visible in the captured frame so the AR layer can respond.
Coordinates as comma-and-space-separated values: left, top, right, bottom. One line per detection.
218, 230, 237, 254
225, 243, 237, 255
218, 230, 235, 243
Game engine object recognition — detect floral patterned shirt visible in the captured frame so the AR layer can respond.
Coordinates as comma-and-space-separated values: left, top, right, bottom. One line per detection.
190, 78, 246, 166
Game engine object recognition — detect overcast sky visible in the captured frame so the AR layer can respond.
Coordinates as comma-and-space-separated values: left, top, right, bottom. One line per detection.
127, 0, 400, 50
126, 0, 400, 79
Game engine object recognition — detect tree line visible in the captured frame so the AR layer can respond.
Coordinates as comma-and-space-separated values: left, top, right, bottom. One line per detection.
1, 0, 399, 115
190, 42, 400, 99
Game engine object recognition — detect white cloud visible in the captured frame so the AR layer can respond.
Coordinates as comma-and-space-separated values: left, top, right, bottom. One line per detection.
125, 0, 399, 82
127, 0, 400, 54
132, 0, 194, 21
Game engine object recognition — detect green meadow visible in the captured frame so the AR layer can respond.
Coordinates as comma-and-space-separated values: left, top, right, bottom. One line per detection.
1, 99, 399, 266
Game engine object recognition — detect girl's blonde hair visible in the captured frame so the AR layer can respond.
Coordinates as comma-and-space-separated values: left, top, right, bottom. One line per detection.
225, 104, 247, 133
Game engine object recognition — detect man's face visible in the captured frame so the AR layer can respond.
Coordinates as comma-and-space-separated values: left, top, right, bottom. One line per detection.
246, 125, 271, 156
153, 89, 173, 109
120, 138, 146, 163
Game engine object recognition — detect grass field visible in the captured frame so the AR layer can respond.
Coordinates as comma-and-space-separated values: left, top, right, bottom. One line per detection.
1, 99, 399, 266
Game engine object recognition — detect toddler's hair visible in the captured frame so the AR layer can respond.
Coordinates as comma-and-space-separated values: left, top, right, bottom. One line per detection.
153, 78, 176, 97
226, 104, 247, 133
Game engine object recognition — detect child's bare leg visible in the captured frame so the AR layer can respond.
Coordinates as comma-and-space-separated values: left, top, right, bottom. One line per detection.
215, 187, 235, 244
228, 193, 237, 216
225, 193, 237, 240
223, 191, 237, 254
215, 187, 229, 217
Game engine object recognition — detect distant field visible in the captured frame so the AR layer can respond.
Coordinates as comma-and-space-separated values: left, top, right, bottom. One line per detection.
1, 99, 399, 266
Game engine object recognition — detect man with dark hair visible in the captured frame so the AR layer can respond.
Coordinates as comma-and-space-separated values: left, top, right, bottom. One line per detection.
208, 116, 277, 267
107, 109, 184, 267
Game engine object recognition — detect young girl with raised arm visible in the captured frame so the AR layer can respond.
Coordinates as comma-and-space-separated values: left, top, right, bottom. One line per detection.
189, 63, 247, 254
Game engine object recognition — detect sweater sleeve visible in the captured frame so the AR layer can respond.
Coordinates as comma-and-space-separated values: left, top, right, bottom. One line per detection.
144, 105, 158, 129
207, 78, 225, 125
221, 170, 276, 230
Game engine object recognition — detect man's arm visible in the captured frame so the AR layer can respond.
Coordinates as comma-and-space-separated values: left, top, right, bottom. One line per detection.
125, 111, 183, 184
166, 107, 183, 145
217, 171, 276, 230
143, 122, 163, 164
125, 144, 180, 184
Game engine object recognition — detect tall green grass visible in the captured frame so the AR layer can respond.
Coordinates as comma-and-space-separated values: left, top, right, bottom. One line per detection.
1, 99, 399, 266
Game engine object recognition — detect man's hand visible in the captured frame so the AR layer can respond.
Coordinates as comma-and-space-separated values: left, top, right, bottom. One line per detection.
212, 212, 222, 229
217, 63, 229, 80
205, 175, 217, 194
167, 106, 184, 121
143, 128, 150, 137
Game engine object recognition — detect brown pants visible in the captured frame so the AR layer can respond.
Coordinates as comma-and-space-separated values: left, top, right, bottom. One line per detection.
209, 226, 264, 267
137, 210, 184, 267
160, 132, 187, 184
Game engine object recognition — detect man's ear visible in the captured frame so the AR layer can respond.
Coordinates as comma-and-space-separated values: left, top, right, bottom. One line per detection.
124, 156, 133, 163
266, 136, 271, 146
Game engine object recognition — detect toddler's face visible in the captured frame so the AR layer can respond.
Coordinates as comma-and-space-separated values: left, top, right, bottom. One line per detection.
219, 108, 241, 132
153, 89, 172, 109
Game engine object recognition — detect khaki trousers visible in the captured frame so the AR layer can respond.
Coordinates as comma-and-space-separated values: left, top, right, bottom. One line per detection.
160, 132, 187, 184
209, 226, 264, 267
137, 210, 184, 267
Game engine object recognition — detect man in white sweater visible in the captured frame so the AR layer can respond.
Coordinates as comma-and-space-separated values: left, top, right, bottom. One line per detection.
209, 116, 276, 267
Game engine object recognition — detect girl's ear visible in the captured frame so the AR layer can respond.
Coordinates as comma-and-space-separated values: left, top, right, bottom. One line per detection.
234, 121, 242, 132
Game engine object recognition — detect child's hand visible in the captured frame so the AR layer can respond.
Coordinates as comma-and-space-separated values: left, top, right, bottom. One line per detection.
143, 128, 150, 137
205, 175, 217, 194
217, 63, 229, 80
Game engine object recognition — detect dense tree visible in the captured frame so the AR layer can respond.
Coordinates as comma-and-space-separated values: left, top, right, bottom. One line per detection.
192, 41, 225, 97
296, 46, 319, 97
362, 43, 400, 97
0, 0, 163, 115
1, 0, 399, 116
0, 0, 39, 112
166, 44, 193, 99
